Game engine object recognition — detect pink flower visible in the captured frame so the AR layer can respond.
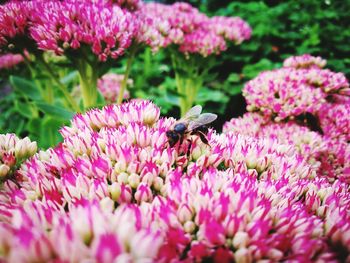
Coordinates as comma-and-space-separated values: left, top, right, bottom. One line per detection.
319, 102, 350, 142
97, 73, 131, 102
0, 134, 37, 182
223, 112, 327, 171
0, 2, 33, 49
30, 1, 134, 61
0, 53, 24, 69
141, 2, 251, 57
283, 54, 327, 69
243, 64, 349, 120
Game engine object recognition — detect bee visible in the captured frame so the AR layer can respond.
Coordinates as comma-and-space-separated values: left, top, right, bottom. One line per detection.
166, 105, 217, 154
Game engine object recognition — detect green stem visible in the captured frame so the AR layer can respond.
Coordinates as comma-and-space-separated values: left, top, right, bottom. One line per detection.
117, 46, 137, 104
21, 53, 45, 99
38, 55, 80, 112
172, 54, 186, 116
77, 59, 98, 110
172, 54, 204, 116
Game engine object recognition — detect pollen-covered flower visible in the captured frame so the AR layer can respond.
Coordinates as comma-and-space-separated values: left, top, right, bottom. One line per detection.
319, 139, 350, 183
0, 53, 24, 69
0, 134, 37, 182
283, 54, 327, 69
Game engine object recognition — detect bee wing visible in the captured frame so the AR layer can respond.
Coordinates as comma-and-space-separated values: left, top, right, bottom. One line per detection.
183, 105, 202, 121
188, 113, 217, 131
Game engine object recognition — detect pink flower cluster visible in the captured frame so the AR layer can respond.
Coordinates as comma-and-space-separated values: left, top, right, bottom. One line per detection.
0, 0, 171, 60
244, 55, 350, 121
283, 54, 327, 69
0, 53, 23, 69
223, 112, 327, 171
227, 54, 350, 184
1, 100, 350, 261
0, 1, 33, 49
30, 1, 134, 61
141, 2, 251, 57
97, 73, 131, 102
0, 134, 37, 180
319, 102, 350, 142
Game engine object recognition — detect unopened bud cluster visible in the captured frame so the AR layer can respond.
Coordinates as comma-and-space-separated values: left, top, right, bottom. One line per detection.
0, 134, 37, 180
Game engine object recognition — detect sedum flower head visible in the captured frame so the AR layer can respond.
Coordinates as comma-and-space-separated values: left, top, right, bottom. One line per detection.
283, 54, 327, 69
0, 2, 34, 50
141, 2, 251, 57
30, 0, 134, 61
243, 62, 349, 121
0, 134, 37, 181
1, 101, 350, 261
319, 102, 350, 142
223, 112, 327, 171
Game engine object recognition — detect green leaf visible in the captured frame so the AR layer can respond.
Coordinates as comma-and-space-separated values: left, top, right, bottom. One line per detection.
242, 59, 277, 79
10, 75, 41, 101
96, 91, 106, 107
39, 117, 64, 149
35, 101, 74, 120
227, 73, 241, 83
61, 70, 79, 85
227, 85, 243, 96
14, 100, 36, 119
196, 87, 229, 103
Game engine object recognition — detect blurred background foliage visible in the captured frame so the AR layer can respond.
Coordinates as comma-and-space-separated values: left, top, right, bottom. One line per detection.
1, 0, 349, 147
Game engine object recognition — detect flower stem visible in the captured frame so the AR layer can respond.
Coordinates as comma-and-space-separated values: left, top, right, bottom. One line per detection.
117, 46, 137, 104
38, 55, 80, 112
77, 59, 98, 110
172, 54, 203, 117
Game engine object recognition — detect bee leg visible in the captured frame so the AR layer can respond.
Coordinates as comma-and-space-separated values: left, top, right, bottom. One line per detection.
197, 131, 209, 145
186, 139, 192, 157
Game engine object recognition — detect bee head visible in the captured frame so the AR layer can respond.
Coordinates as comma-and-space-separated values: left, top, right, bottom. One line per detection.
174, 123, 187, 134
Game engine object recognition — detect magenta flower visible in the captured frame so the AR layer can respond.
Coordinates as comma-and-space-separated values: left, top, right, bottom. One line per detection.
142, 2, 251, 57
30, 0, 134, 61
1, 100, 350, 261
0, 53, 24, 69
319, 102, 350, 142
243, 64, 349, 120
223, 112, 327, 171
0, 2, 34, 50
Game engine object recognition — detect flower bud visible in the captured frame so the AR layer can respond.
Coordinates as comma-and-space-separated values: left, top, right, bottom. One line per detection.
109, 182, 121, 201
128, 173, 140, 189
117, 172, 129, 184
0, 164, 10, 178
234, 248, 252, 263
184, 221, 196, 233
233, 231, 249, 248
